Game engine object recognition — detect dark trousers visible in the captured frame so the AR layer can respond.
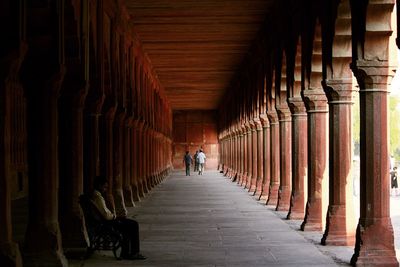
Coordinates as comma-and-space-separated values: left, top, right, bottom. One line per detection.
110, 218, 140, 256
185, 163, 191, 176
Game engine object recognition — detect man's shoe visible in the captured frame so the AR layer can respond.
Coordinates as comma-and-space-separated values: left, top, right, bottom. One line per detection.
125, 253, 147, 260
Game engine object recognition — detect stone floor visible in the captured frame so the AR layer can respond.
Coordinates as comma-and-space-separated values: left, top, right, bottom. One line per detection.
70, 170, 347, 267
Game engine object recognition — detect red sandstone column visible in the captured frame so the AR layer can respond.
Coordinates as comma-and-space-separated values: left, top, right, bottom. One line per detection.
301, 89, 329, 231
142, 125, 150, 193
59, 88, 88, 248
286, 97, 308, 219
249, 121, 258, 193
241, 125, 248, 187
350, 61, 398, 266
321, 79, 356, 246
0, 60, 23, 267
255, 121, 264, 198
237, 130, 244, 185
245, 123, 253, 189
267, 110, 280, 205
137, 121, 146, 197
113, 112, 128, 216
260, 115, 271, 201
104, 108, 117, 213
131, 121, 141, 201
24, 69, 68, 266
123, 118, 135, 206
276, 103, 292, 211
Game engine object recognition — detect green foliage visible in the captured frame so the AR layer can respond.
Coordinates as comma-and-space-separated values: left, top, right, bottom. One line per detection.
389, 96, 400, 161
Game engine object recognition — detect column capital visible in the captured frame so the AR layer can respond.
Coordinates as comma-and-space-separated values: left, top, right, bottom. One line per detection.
267, 109, 279, 124
276, 102, 291, 122
323, 78, 354, 104
303, 88, 328, 113
259, 114, 270, 128
351, 60, 394, 91
287, 97, 307, 115
252, 118, 263, 131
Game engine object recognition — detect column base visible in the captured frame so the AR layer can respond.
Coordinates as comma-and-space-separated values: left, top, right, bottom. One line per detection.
276, 186, 291, 211
60, 212, 88, 249
123, 186, 135, 207
113, 188, 127, 216
351, 218, 398, 267
266, 183, 279, 206
131, 184, 141, 202
301, 201, 323, 231
286, 191, 305, 220
24, 223, 68, 267
254, 180, 263, 199
321, 204, 355, 246
0, 242, 22, 267
138, 181, 145, 198
244, 175, 252, 189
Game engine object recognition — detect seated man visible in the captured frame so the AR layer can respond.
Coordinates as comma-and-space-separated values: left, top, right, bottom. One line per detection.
91, 175, 146, 260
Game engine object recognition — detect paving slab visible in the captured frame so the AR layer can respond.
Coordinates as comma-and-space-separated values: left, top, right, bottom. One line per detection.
69, 170, 343, 267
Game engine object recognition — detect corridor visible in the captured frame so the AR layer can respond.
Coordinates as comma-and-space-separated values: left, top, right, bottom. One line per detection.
72, 171, 340, 267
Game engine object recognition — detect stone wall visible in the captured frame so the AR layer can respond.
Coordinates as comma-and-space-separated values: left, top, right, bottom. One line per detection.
172, 110, 219, 170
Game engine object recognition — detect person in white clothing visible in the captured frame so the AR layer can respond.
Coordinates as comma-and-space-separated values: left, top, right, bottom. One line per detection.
197, 149, 206, 175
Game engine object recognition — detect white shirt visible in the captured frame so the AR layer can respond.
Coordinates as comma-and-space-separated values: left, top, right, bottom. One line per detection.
197, 152, 206, 164
91, 190, 116, 220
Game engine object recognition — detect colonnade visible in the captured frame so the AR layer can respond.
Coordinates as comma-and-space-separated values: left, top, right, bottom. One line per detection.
218, 1, 399, 266
0, 1, 172, 266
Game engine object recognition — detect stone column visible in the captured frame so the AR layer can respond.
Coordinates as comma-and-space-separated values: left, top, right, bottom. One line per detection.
350, 61, 398, 266
276, 103, 292, 211
103, 107, 117, 213
137, 121, 146, 197
267, 110, 280, 205
24, 68, 68, 267
301, 89, 329, 232
260, 115, 271, 201
113, 112, 128, 217
249, 121, 258, 193
0, 46, 25, 267
131, 120, 141, 201
255, 121, 264, 198
245, 123, 253, 189
321, 79, 356, 246
237, 130, 244, 185
58, 88, 88, 248
123, 118, 135, 207
287, 97, 308, 219
240, 126, 248, 187
83, 98, 104, 194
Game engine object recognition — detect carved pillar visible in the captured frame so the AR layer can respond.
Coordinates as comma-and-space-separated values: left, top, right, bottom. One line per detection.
301, 89, 329, 231
255, 121, 264, 198
287, 97, 307, 219
321, 79, 356, 246
113, 112, 127, 217
102, 107, 117, 213
83, 97, 104, 194
24, 68, 68, 267
0, 44, 26, 267
237, 130, 244, 185
249, 121, 258, 193
131, 120, 141, 201
267, 110, 280, 205
245, 123, 253, 189
123, 118, 135, 206
350, 61, 398, 266
240, 126, 248, 187
276, 103, 292, 211
260, 115, 271, 201
136, 121, 145, 197
58, 88, 88, 248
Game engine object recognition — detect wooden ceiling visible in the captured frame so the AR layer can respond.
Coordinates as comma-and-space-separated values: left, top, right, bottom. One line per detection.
126, 0, 274, 110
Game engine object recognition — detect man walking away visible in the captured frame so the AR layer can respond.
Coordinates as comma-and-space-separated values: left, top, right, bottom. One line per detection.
194, 150, 199, 171
183, 151, 193, 176
197, 149, 206, 175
